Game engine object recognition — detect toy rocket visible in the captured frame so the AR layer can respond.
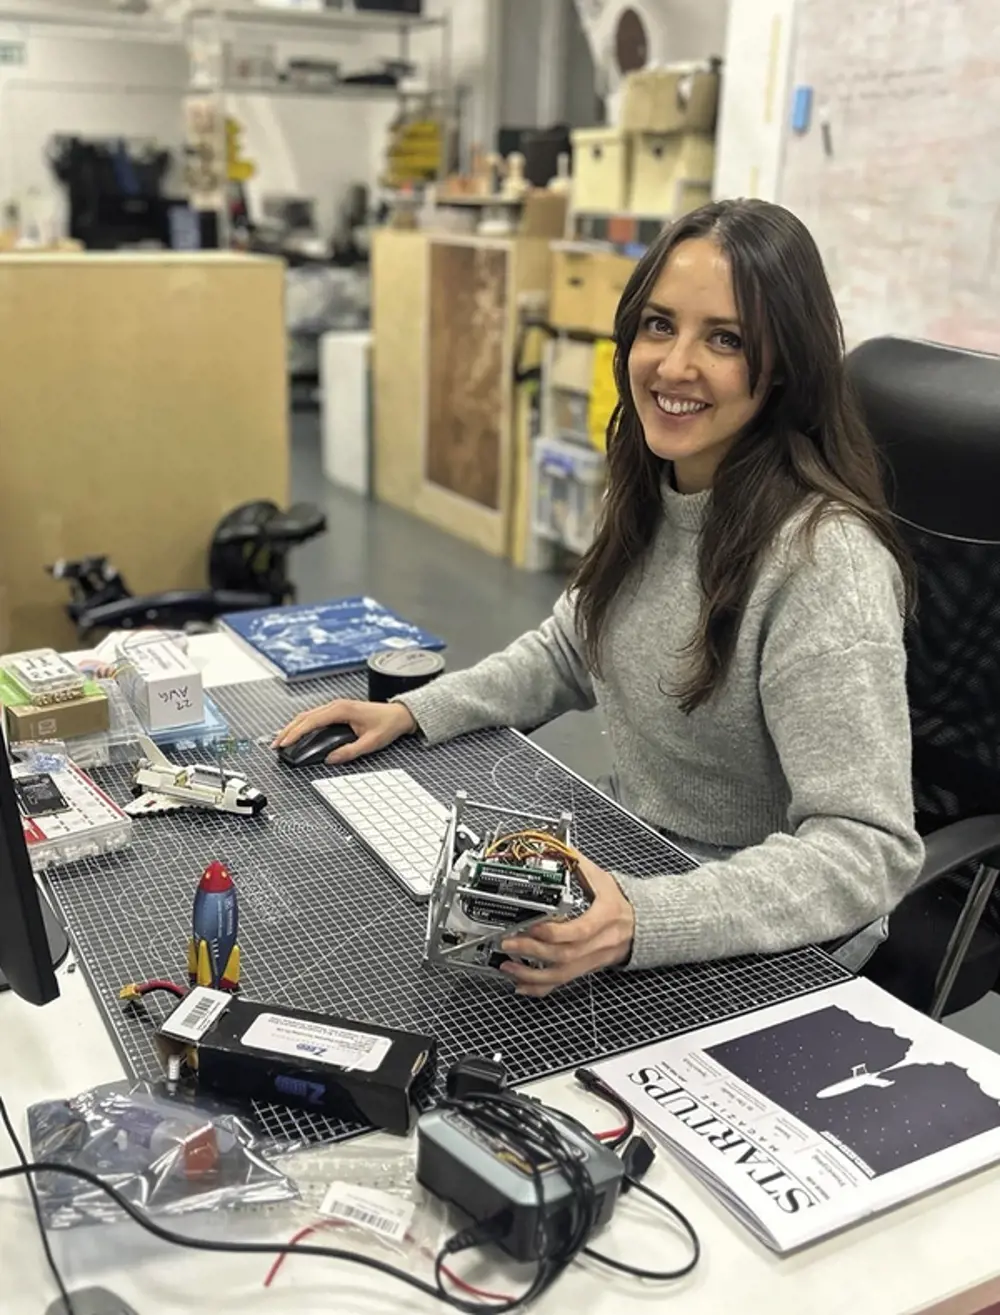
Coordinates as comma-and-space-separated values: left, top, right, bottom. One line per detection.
188, 860, 241, 992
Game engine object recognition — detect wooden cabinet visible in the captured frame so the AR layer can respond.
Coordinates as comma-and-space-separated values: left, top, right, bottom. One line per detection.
371, 229, 550, 559
0, 252, 288, 650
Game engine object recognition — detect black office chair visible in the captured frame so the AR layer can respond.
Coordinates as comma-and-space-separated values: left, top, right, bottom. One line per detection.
48, 500, 327, 642
847, 336, 1000, 1019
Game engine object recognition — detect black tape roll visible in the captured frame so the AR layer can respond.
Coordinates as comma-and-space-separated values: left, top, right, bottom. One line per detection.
366, 648, 446, 703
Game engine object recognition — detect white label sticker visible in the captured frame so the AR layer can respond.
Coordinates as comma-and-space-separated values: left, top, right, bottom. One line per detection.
161, 986, 232, 1042
318, 1182, 414, 1245
240, 1013, 392, 1072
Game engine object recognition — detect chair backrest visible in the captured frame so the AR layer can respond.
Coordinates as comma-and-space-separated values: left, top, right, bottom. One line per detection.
846, 337, 1000, 843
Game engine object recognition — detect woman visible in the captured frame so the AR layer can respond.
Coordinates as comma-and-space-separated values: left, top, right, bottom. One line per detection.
274, 198, 925, 996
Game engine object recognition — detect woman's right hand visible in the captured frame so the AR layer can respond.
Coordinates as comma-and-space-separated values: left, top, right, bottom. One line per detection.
271, 698, 417, 766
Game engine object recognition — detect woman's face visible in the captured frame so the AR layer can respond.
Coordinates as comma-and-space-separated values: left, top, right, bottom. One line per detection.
627, 236, 771, 493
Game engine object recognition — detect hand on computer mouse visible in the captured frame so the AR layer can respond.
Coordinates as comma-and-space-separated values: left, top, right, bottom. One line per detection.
271, 698, 417, 766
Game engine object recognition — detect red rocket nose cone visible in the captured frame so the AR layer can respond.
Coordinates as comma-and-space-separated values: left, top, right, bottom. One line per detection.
199, 861, 233, 893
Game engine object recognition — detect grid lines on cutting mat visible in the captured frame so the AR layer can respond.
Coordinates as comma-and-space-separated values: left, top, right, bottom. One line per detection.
45, 674, 850, 1144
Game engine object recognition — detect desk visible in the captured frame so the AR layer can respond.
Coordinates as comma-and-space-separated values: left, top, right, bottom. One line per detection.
3, 633, 1000, 1315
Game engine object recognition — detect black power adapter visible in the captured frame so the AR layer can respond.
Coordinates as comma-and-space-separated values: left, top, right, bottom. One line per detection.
415, 1094, 626, 1263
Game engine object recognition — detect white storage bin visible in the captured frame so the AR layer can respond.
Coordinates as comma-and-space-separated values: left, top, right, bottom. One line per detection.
533, 435, 606, 555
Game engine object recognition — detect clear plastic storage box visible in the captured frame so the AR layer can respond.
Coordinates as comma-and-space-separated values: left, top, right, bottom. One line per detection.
532, 435, 606, 555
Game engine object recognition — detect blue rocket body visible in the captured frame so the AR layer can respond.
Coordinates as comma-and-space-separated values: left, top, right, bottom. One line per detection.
188, 861, 241, 991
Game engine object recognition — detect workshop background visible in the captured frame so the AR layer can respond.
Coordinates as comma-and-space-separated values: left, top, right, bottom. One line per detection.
1, 0, 997, 1051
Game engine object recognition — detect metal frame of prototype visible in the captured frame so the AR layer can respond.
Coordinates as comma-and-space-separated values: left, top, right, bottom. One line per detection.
423, 790, 586, 982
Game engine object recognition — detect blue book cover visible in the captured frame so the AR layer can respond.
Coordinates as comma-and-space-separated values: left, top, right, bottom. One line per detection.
219, 596, 446, 682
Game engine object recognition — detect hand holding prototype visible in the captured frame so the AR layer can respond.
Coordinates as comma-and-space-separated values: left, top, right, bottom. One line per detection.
500, 854, 635, 997
271, 698, 417, 766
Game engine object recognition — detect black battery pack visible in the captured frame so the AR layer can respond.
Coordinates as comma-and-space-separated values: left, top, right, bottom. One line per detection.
158, 988, 436, 1135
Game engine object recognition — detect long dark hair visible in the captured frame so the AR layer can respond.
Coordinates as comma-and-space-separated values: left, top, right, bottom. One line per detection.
572, 197, 914, 713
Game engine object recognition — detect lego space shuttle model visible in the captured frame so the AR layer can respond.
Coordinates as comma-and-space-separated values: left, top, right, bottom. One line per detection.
125, 736, 267, 818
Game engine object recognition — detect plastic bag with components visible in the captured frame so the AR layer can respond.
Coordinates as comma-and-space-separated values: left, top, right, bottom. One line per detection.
274, 1139, 448, 1261
27, 1079, 300, 1229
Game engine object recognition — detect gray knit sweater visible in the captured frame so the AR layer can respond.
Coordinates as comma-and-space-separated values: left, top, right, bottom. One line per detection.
397, 481, 925, 970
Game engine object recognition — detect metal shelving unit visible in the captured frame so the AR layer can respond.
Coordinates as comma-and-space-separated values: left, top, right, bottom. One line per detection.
184, 4, 454, 245
187, 5, 446, 34
0, 4, 179, 42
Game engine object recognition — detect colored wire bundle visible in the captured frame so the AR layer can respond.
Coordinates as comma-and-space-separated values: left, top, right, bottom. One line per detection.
484, 828, 579, 868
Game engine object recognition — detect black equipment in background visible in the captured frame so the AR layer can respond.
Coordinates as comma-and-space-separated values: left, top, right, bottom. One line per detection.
48, 500, 327, 641
48, 135, 178, 250
0, 739, 65, 1005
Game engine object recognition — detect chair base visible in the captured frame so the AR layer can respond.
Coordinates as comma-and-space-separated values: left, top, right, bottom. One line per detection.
863, 881, 1000, 1015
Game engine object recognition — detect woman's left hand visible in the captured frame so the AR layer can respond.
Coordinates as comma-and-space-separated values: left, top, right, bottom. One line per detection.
500, 855, 635, 997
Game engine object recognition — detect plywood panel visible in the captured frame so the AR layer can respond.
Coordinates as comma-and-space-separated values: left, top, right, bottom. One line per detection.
0, 252, 288, 650
426, 241, 507, 510
371, 228, 428, 513
371, 232, 551, 559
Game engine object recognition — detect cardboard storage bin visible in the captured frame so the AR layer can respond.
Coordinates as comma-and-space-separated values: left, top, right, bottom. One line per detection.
571, 127, 630, 213
549, 246, 636, 338
628, 132, 715, 217
620, 67, 720, 135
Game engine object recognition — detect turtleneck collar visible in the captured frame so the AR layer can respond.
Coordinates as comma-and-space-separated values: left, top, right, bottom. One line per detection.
660, 468, 712, 533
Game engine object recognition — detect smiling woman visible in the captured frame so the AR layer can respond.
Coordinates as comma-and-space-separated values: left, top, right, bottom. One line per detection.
627, 241, 763, 489
274, 198, 925, 1000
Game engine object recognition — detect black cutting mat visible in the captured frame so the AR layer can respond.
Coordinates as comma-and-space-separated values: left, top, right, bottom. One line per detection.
45, 674, 850, 1144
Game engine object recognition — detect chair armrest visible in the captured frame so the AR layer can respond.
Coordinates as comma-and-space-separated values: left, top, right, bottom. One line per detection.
918, 815, 1000, 887
79, 590, 275, 634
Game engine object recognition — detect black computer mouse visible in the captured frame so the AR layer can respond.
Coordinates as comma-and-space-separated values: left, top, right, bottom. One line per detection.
277, 723, 358, 768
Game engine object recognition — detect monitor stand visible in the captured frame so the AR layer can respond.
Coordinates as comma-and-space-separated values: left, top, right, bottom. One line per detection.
0, 888, 70, 992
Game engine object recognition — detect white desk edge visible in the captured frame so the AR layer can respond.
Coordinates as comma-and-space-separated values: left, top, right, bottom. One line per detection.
1, 631, 998, 1315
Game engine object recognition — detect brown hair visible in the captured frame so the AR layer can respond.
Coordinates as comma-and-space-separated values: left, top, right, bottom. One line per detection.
572, 198, 913, 713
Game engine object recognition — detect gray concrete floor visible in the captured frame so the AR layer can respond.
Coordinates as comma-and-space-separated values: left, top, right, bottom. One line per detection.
290, 413, 1000, 1052
289, 411, 613, 787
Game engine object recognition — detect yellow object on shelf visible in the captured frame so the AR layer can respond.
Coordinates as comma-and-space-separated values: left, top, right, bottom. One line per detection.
589, 338, 617, 452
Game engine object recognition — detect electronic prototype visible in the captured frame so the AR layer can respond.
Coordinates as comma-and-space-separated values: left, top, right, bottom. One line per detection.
125, 737, 266, 819
423, 791, 588, 982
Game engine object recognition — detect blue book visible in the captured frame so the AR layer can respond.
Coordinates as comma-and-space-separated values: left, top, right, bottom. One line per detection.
219, 596, 446, 683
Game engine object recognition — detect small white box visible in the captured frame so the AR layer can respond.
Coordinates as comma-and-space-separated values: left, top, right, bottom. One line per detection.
115, 637, 205, 732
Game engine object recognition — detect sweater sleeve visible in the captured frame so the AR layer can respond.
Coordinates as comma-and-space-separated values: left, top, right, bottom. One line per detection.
614, 517, 925, 970
392, 590, 597, 745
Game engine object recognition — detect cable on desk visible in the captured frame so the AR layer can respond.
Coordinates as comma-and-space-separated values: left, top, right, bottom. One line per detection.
1, 1090, 700, 1312
264, 1216, 515, 1303
574, 1067, 636, 1149
0, 1095, 74, 1313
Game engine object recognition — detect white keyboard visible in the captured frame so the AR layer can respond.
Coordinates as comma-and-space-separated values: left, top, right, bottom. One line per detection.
313, 768, 450, 902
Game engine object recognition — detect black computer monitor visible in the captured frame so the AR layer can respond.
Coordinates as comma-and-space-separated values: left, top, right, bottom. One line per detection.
0, 740, 67, 1005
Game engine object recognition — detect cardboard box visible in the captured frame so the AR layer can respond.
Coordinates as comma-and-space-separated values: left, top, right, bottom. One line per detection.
115, 635, 204, 732
0, 667, 110, 743
628, 132, 716, 217
548, 338, 594, 393
518, 191, 569, 238
571, 128, 631, 213
620, 67, 720, 135
549, 246, 636, 338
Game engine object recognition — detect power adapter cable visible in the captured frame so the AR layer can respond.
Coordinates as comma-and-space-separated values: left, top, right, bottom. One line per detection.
2, 1083, 700, 1311
574, 1066, 635, 1149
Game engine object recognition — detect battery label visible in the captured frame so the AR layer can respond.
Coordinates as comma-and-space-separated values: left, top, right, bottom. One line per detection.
240, 1013, 392, 1072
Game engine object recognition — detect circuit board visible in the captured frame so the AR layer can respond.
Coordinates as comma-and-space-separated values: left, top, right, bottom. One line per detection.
45, 675, 850, 1145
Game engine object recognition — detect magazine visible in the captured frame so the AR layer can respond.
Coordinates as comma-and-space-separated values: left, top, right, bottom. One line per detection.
588, 976, 1000, 1252
219, 596, 445, 682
